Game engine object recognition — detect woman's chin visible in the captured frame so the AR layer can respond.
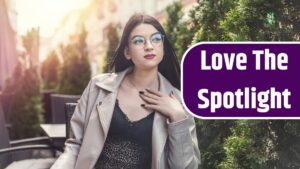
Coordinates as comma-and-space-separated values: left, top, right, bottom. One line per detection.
135, 64, 159, 71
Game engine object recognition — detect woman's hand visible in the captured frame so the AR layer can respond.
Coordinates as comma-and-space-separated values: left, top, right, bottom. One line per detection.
139, 88, 187, 122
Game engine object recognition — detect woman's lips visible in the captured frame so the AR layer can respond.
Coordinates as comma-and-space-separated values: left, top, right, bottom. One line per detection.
144, 54, 156, 59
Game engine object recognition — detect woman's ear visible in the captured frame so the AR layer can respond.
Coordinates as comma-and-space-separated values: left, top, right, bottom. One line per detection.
124, 47, 131, 60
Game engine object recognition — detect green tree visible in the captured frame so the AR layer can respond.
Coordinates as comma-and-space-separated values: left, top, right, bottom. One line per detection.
4, 64, 43, 139
41, 51, 60, 89
220, 120, 300, 169
164, 1, 193, 61
220, 0, 300, 41
220, 0, 284, 41
196, 120, 236, 169
270, 120, 300, 168
189, 4, 238, 168
22, 27, 39, 66
185, 1, 300, 169
191, 0, 237, 43
214, 1, 300, 168
164, 1, 183, 45
57, 28, 91, 95
280, 0, 300, 40
3, 28, 44, 139
219, 121, 275, 169
176, 1, 239, 168
103, 23, 120, 73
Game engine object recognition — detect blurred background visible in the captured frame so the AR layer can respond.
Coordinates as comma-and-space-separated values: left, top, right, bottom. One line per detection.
0, 0, 300, 169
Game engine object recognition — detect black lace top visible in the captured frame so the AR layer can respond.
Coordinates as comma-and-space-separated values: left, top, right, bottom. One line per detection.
94, 100, 154, 169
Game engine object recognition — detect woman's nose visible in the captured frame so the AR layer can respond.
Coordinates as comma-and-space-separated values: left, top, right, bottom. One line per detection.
144, 40, 154, 50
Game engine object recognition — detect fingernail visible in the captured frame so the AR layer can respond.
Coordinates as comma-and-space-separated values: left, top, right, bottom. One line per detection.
141, 104, 145, 107
139, 91, 144, 94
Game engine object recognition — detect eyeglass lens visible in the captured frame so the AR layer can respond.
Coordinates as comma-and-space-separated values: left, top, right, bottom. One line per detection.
131, 33, 163, 47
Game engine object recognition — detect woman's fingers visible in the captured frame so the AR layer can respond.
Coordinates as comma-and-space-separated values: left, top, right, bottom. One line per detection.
141, 104, 161, 114
145, 88, 163, 97
140, 89, 177, 105
140, 94, 159, 105
140, 90, 160, 100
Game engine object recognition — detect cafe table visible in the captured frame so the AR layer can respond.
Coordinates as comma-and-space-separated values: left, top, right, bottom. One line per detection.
40, 124, 66, 152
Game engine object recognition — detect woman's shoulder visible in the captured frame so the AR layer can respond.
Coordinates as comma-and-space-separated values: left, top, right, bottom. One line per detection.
91, 72, 117, 82
87, 72, 119, 91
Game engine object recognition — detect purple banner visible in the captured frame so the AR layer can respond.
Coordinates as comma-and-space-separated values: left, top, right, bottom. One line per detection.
182, 42, 300, 119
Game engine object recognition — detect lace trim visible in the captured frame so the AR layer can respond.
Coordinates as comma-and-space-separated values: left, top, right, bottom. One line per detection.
95, 136, 150, 169
116, 99, 154, 124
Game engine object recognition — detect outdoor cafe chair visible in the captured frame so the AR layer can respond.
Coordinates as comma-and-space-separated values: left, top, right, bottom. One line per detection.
0, 102, 63, 169
50, 94, 80, 124
65, 102, 78, 138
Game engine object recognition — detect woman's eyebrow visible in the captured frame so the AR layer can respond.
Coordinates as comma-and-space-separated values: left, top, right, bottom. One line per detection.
131, 32, 160, 39
150, 32, 161, 36
131, 35, 144, 40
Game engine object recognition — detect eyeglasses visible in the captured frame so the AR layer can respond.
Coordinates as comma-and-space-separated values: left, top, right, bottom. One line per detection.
130, 32, 164, 49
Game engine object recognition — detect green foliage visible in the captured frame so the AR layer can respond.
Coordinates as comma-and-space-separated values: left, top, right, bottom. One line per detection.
173, 1, 300, 169
4, 64, 43, 139
103, 23, 120, 73
164, 1, 193, 61
191, 0, 237, 43
22, 28, 39, 67
220, 0, 287, 41
164, 1, 183, 45
267, 120, 300, 168
190, 0, 300, 42
220, 120, 300, 169
196, 119, 236, 169
57, 28, 91, 95
219, 121, 273, 169
280, 0, 300, 40
22, 28, 39, 54
41, 51, 60, 89
3, 28, 44, 139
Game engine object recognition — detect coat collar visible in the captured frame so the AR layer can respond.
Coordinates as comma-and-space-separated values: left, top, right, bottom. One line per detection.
94, 68, 129, 92
95, 67, 175, 95
94, 67, 175, 168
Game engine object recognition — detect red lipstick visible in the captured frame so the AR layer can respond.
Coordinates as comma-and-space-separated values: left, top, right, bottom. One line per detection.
144, 54, 156, 59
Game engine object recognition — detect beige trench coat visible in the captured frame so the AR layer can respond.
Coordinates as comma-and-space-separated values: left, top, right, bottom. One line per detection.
51, 67, 200, 169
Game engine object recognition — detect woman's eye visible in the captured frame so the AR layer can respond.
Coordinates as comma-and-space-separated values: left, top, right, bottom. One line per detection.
151, 34, 162, 43
133, 38, 144, 45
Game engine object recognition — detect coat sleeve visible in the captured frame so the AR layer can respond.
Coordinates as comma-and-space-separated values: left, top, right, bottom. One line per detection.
166, 89, 201, 169
50, 80, 92, 169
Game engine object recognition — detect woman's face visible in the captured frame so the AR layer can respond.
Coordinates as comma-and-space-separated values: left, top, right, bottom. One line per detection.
124, 23, 164, 70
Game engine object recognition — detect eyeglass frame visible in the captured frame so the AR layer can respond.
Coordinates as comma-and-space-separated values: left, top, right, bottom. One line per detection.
128, 32, 165, 49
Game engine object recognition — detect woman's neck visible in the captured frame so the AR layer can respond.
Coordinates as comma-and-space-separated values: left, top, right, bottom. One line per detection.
128, 67, 159, 90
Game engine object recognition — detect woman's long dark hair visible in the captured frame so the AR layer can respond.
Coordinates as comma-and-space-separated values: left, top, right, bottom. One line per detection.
110, 14, 181, 89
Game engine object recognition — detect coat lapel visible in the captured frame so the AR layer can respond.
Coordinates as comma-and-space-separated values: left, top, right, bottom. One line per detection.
81, 69, 129, 169
97, 92, 116, 138
95, 68, 130, 139
151, 73, 174, 169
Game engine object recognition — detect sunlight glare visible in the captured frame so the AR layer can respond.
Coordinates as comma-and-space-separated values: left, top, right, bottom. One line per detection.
16, 0, 91, 37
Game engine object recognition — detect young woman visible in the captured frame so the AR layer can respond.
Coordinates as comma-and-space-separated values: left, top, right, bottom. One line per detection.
51, 14, 200, 169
